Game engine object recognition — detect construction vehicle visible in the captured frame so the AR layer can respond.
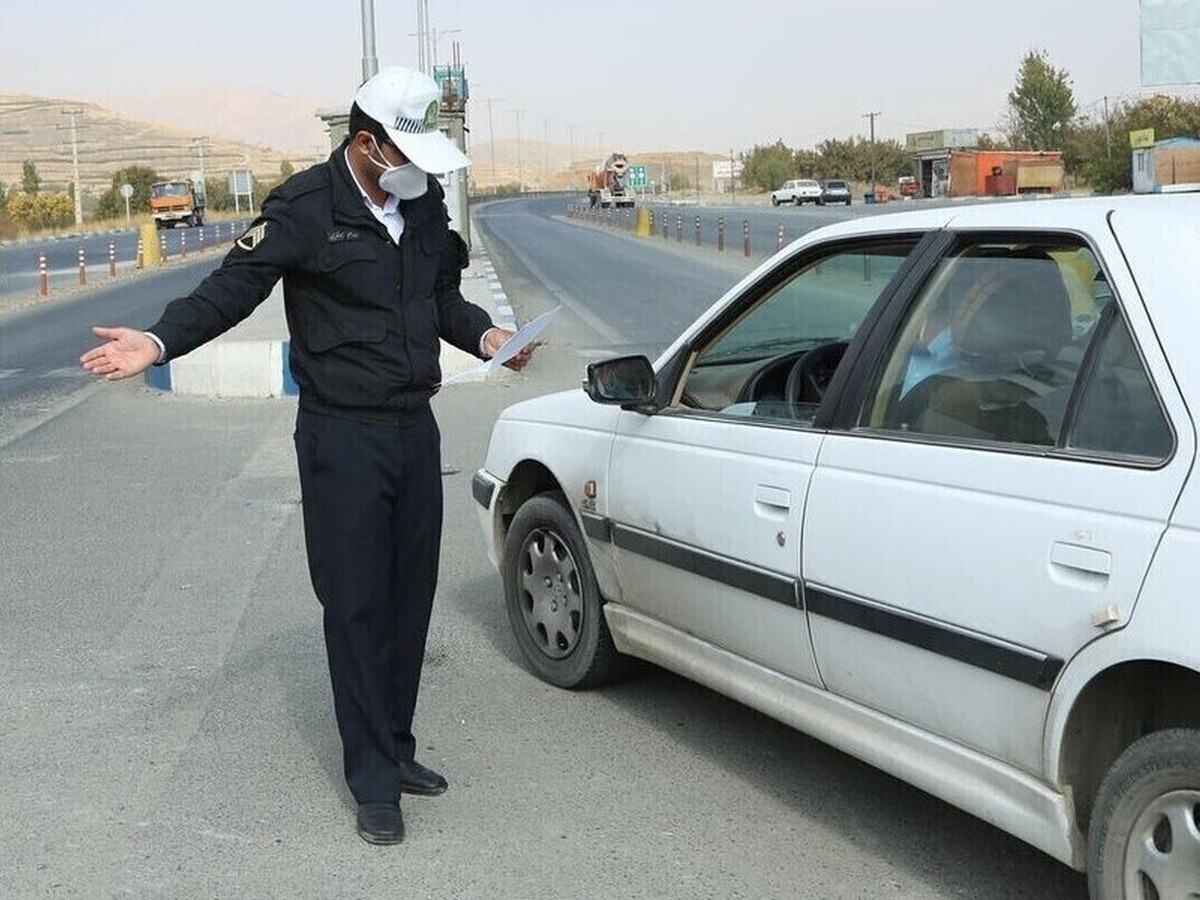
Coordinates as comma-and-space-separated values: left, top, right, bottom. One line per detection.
587, 153, 635, 209
150, 179, 206, 229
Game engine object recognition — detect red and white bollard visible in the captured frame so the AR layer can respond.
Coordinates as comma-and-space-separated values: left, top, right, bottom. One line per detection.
694, 215, 701, 246
181, 231, 188, 258
136, 238, 145, 270
37, 252, 48, 298
743, 220, 751, 258
108, 242, 116, 278
198, 228, 205, 252
77, 247, 87, 286
776, 223, 786, 251
675, 213, 683, 243
717, 216, 725, 252
159, 233, 167, 259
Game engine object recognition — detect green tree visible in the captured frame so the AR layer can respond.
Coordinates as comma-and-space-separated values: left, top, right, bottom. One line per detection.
667, 172, 692, 191
279, 160, 295, 178
741, 140, 797, 192
1007, 50, 1076, 150
94, 165, 160, 220
1068, 94, 1200, 193
0, 180, 7, 207
22, 160, 41, 195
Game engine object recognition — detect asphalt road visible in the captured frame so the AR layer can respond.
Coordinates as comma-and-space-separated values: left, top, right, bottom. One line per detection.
0, 197, 1089, 898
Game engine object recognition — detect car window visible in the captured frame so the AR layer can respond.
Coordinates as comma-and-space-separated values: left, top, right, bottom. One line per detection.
1066, 313, 1173, 460
674, 241, 919, 424
861, 237, 1165, 458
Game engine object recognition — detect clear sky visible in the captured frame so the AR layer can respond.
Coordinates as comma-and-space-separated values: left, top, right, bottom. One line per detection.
0, 0, 1188, 154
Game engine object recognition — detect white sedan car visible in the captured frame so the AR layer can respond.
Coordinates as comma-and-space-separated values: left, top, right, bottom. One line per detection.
770, 178, 823, 206
473, 196, 1200, 899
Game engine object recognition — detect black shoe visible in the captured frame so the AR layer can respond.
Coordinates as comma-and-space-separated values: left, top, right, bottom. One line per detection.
356, 802, 404, 845
397, 759, 448, 796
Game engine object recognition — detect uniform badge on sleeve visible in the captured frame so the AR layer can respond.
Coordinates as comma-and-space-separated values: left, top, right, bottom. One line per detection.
236, 222, 269, 252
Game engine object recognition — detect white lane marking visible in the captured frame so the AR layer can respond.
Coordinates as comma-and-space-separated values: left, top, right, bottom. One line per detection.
0, 368, 23, 380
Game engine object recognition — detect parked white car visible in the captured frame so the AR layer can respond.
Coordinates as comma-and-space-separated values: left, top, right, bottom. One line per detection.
473, 195, 1200, 899
770, 178, 823, 206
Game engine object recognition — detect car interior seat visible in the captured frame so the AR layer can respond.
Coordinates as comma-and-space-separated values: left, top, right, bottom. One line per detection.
899, 252, 1073, 445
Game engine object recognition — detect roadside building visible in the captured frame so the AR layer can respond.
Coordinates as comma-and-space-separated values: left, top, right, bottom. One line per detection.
904, 128, 1064, 198
1132, 135, 1200, 194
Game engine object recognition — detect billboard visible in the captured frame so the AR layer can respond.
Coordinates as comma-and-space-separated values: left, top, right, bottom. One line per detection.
1141, 0, 1200, 85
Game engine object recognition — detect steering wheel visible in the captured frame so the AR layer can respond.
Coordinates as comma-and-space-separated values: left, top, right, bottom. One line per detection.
785, 341, 849, 418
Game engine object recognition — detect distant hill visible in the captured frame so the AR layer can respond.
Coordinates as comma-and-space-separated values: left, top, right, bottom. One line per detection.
0, 93, 323, 205
0, 91, 729, 206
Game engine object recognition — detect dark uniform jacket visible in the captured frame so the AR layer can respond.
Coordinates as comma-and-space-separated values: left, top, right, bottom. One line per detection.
149, 142, 493, 421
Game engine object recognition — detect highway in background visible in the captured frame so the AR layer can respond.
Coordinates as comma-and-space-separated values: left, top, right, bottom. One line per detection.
0, 220, 250, 300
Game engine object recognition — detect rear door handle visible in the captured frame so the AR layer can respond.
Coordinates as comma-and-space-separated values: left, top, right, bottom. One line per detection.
1050, 542, 1112, 576
754, 485, 791, 512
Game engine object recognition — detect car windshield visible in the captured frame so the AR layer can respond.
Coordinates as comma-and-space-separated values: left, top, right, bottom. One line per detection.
827, 181, 847, 189
151, 183, 189, 198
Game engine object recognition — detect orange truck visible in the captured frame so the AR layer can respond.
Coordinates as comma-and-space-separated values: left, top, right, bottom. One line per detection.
150, 179, 206, 229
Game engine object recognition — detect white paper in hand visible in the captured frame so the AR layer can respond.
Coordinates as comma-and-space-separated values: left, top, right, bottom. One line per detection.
439, 306, 560, 386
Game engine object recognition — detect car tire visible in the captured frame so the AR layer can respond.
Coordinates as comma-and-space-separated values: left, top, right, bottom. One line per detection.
502, 492, 621, 690
771, 197, 780, 207
1087, 728, 1200, 900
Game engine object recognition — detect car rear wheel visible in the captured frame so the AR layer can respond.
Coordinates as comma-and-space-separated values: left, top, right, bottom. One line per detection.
502, 492, 620, 689
1087, 729, 1200, 900
771, 197, 780, 206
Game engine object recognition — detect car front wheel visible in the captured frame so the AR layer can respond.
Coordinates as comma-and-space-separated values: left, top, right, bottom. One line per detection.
1087, 729, 1200, 900
502, 492, 620, 689
771, 196, 780, 206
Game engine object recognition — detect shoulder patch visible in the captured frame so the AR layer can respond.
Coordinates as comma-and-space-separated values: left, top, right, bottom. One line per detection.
236, 222, 269, 251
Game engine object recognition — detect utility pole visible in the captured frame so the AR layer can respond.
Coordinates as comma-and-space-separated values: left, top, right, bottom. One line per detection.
864, 110, 881, 202
191, 136, 208, 191
414, 0, 428, 73
361, 0, 378, 80
482, 98, 503, 193
59, 108, 85, 226
1103, 95, 1112, 160
430, 27, 461, 69
730, 148, 736, 202
513, 109, 524, 192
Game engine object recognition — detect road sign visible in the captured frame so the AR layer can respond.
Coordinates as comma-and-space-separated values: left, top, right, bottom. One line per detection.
628, 165, 648, 188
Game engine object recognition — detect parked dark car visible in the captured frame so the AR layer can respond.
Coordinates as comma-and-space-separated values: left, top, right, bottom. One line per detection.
819, 179, 852, 205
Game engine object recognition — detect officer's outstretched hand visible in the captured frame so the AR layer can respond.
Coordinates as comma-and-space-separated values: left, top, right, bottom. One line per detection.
80, 327, 159, 381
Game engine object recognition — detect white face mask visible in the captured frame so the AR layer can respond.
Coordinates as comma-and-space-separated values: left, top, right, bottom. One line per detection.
367, 137, 428, 200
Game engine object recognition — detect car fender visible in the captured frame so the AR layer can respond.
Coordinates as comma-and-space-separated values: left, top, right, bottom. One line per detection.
1043, 520, 1200, 785
483, 389, 624, 601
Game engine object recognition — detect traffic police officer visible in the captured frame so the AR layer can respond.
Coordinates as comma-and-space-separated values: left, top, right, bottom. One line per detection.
80, 66, 532, 845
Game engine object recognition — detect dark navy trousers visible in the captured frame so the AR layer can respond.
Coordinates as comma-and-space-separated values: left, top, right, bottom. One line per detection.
293, 405, 442, 804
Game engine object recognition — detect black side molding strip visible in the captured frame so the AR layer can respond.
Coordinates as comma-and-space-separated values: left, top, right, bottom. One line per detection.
610, 522, 798, 609
581, 512, 612, 542
805, 586, 1064, 689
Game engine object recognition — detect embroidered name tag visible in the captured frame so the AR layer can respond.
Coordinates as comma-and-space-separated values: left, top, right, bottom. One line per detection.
327, 228, 361, 243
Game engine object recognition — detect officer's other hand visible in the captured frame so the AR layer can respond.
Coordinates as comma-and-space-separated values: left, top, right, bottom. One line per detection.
80, 327, 159, 380
483, 327, 535, 371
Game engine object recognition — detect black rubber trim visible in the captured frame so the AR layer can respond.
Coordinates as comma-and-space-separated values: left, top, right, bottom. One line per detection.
805, 586, 1064, 689
610, 522, 798, 608
581, 512, 612, 542
471, 472, 495, 510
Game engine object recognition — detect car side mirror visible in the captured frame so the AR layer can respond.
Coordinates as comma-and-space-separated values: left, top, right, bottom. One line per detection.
583, 355, 657, 410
